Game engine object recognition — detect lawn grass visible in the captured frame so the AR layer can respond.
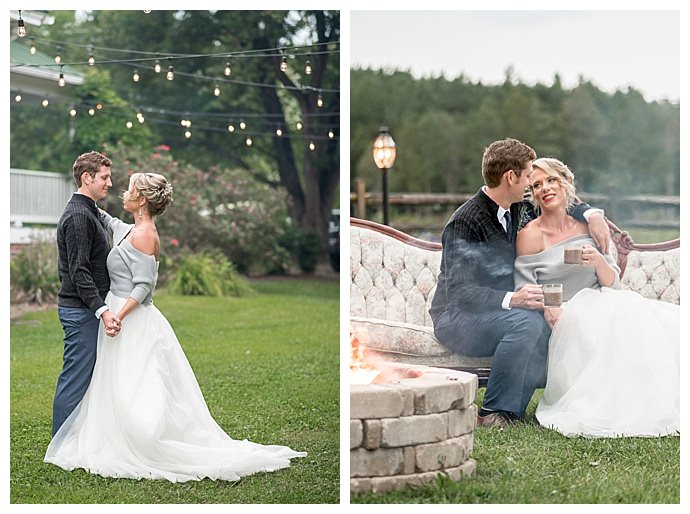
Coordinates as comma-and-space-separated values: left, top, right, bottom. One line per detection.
351, 389, 680, 504
10, 278, 339, 504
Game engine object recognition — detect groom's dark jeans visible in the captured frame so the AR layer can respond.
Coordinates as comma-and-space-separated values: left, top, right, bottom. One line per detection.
433, 307, 550, 418
52, 306, 100, 436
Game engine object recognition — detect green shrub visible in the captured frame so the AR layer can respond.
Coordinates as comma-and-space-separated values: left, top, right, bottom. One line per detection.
166, 251, 255, 297
10, 240, 60, 304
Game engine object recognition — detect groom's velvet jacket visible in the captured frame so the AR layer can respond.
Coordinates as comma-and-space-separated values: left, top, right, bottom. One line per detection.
56, 193, 111, 313
429, 188, 591, 320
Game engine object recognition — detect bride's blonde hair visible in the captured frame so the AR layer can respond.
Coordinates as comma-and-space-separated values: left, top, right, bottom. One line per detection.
530, 157, 577, 211
128, 172, 174, 216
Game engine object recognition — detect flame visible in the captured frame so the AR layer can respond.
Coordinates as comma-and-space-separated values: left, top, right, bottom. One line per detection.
350, 334, 381, 385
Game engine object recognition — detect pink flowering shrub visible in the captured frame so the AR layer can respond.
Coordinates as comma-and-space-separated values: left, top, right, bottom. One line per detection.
102, 142, 295, 277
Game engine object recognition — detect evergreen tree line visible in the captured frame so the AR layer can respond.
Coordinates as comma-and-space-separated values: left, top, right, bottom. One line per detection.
350, 68, 679, 198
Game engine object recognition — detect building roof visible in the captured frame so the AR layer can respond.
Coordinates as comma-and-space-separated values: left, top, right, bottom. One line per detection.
10, 40, 83, 100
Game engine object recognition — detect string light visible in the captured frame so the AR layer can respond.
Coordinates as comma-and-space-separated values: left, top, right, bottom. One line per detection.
328, 129, 334, 139
30, 37, 36, 55
17, 11, 26, 37
317, 94, 324, 108
296, 121, 303, 130
87, 46, 95, 66
41, 99, 49, 107
58, 66, 65, 87
245, 137, 252, 146
137, 112, 145, 123
227, 123, 235, 132
15, 94, 22, 103
280, 56, 288, 72
239, 121, 246, 130
88, 108, 96, 116
132, 69, 140, 82
309, 141, 316, 151
213, 83, 221, 96
54, 46, 62, 64
153, 58, 161, 73
304, 58, 312, 75
143, 10, 152, 14
126, 121, 133, 128
185, 130, 192, 139
166, 58, 174, 81
224, 60, 232, 77
69, 107, 77, 117
275, 128, 283, 136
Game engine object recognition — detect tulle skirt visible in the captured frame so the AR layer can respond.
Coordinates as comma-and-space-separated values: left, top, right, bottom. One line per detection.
45, 292, 306, 482
536, 288, 680, 438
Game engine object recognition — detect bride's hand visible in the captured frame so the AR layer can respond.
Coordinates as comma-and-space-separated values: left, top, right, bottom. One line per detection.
544, 307, 562, 330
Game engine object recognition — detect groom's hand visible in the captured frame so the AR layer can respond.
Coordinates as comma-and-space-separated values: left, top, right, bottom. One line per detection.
586, 212, 610, 254
510, 284, 545, 311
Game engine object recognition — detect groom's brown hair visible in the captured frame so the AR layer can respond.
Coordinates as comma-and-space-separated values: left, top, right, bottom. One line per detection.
481, 138, 536, 188
72, 151, 112, 187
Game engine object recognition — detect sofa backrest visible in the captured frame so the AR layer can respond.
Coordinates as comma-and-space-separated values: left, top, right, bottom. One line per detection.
351, 219, 681, 320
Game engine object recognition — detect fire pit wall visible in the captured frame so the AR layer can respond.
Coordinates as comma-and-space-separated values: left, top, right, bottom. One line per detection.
350, 364, 478, 494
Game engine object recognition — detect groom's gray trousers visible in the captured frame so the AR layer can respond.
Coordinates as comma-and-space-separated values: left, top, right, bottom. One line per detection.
52, 306, 100, 436
433, 307, 550, 418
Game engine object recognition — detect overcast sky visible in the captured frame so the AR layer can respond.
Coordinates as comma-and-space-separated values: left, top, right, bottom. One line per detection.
350, 10, 680, 103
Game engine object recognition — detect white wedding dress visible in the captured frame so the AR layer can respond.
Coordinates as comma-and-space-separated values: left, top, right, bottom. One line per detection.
514, 235, 680, 438
45, 216, 306, 482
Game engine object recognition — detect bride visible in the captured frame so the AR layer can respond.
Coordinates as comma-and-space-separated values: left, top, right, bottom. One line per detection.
513, 158, 679, 438
45, 172, 306, 482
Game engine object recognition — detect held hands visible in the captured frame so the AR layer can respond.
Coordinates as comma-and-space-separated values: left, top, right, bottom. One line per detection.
102, 311, 122, 338
586, 213, 610, 254
510, 284, 544, 311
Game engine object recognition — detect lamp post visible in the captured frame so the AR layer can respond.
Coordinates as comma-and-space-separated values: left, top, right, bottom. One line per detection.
372, 127, 397, 225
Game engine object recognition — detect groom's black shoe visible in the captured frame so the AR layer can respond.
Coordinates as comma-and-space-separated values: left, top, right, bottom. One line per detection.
477, 410, 515, 428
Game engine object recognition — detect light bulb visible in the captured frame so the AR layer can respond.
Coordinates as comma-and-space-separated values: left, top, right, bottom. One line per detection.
133, 69, 140, 82
304, 60, 312, 75
227, 124, 235, 133
224, 61, 232, 77
328, 130, 334, 139
30, 38, 36, 55
296, 121, 303, 130
185, 130, 192, 139
96, 103, 103, 110
214, 84, 221, 96
55, 54, 61, 65
42, 99, 49, 107
126, 121, 133, 129
309, 142, 316, 151
245, 138, 252, 146
317, 94, 324, 108
166, 65, 174, 81
276, 128, 283, 136
280, 56, 288, 72
58, 73, 66, 87
88, 108, 95, 116
17, 12, 26, 37
88, 55, 95, 66
154, 59, 161, 73
15, 94, 22, 102
239, 121, 246, 130
69, 108, 77, 117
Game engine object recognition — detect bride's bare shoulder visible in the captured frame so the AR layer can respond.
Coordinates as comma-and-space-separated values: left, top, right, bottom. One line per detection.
516, 219, 544, 256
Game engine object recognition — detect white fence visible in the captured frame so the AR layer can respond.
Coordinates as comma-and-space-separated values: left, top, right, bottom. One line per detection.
10, 168, 74, 225
10, 168, 74, 245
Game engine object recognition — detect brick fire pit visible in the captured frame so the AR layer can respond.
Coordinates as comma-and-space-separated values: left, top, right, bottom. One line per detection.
350, 363, 478, 494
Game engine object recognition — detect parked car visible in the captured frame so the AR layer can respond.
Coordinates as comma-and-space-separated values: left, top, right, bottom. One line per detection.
327, 209, 339, 272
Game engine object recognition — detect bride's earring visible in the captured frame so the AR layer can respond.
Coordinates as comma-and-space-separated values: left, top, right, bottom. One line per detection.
138, 206, 143, 219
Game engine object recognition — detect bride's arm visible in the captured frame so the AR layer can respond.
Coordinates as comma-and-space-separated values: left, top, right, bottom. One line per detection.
115, 230, 158, 323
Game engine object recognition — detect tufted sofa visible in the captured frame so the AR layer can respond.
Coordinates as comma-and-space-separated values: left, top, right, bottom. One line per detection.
350, 217, 680, 383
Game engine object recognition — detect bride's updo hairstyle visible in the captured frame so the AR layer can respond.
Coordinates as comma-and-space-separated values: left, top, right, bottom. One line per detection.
130, 172, 174, 216
531, 157, 577, 210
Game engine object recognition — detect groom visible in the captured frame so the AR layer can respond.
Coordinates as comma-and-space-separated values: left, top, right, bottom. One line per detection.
52, 151, 121, 436
429, 138, 609, 427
